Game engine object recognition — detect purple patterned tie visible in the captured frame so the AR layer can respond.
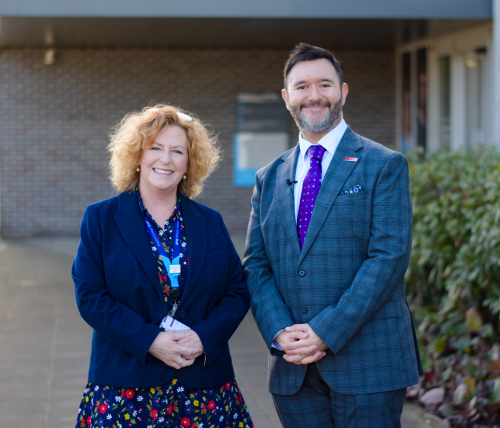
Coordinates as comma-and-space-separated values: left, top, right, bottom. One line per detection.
297, 145, 326, 249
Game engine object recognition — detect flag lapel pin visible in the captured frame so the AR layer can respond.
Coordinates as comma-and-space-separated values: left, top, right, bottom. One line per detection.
345, 157, 358, 162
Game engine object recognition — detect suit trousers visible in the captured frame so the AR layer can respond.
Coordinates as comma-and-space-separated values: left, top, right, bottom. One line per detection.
272, 363, 406, 428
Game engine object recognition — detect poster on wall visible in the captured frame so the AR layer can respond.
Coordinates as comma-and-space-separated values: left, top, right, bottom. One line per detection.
234, 93, 289, 186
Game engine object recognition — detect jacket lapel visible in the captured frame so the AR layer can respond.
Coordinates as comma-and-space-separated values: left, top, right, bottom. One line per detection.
114, 191, 165, 301
179, 194, 207, 303
276, 145, 301, 259
299, 127, 363, 263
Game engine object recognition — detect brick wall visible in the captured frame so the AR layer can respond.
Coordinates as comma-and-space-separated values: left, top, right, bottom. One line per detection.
0, 48, 395, 237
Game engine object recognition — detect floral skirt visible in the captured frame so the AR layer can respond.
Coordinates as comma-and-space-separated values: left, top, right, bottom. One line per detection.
75, 377, 254, 428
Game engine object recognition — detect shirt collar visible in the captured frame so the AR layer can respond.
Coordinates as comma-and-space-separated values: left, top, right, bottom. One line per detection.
135, 187, 182, 225
298, 119, 347, 160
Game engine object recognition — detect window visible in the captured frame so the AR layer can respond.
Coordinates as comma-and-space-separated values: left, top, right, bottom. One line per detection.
400, 49, 427, 152
439, 56, 451, 149
399, 29, 491, 153
465, 52, 485, 148
401, 52, 412, 152
417, 48, 427, 151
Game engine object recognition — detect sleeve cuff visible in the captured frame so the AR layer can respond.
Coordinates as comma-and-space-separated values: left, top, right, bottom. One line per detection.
271, 328, 285, 351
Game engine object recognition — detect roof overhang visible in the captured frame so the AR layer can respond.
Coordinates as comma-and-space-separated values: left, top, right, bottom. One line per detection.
0, 17, 490, 50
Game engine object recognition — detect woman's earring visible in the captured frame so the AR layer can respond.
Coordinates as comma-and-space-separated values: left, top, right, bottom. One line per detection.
136, 167, 140, 172
183, 174, 187, 180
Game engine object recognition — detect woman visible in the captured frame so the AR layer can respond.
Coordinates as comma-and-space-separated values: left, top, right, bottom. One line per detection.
73, 105, 253, 428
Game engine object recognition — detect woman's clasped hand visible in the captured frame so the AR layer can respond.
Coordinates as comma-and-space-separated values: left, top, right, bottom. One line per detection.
148, 329, 204, 369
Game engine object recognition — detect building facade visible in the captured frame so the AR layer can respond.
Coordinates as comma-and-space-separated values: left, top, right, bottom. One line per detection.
397, 22, 497, 152
0, 0, 495, 237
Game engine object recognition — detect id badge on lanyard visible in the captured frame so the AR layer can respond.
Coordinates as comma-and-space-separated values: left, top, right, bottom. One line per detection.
144, 217, 182, 311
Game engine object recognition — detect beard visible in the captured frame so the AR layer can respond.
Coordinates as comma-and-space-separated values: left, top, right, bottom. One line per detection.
289, 96, 343, 134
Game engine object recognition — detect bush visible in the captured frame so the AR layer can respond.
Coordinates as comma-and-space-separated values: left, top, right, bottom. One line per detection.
407, 147, 500, 320
405, 147, 500, 427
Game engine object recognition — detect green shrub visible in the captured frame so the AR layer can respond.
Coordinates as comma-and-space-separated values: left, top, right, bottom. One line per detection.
407, 147, 500, 327
405, 147, 500, 427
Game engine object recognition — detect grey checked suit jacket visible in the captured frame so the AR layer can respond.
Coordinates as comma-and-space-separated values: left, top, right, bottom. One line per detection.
243, 127, 422, 396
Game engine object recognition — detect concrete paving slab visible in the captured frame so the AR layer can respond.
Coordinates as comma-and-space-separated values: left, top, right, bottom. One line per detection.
230, 313, 282, 428
0, 236, 429, 428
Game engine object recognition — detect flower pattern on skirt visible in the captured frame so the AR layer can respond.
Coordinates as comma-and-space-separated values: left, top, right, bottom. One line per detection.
75, 378, 253, 428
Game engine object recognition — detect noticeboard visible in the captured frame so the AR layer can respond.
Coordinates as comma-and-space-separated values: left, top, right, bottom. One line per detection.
234, 93, 289, 186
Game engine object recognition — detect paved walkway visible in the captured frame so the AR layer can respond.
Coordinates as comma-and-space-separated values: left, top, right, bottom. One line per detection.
0, 237, 428, 428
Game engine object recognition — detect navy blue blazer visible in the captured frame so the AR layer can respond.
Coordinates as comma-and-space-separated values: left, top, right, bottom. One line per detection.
72, 191, 249, 389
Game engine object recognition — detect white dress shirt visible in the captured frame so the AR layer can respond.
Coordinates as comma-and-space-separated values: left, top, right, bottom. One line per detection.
272, 120, 347, 351
294, 119, 347, 222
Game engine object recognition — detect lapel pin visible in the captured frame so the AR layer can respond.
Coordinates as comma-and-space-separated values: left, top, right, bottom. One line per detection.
345, 157, 358, 162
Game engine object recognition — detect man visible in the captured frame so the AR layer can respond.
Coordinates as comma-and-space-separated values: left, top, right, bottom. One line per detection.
243, 43, 422, 427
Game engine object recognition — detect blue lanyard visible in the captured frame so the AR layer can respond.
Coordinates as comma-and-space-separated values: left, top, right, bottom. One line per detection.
144, 216, 182, 292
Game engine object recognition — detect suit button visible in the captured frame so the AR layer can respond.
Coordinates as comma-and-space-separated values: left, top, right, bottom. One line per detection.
298, 270, 306, 277
178, 311, 187, 319
301, 307, 308, 314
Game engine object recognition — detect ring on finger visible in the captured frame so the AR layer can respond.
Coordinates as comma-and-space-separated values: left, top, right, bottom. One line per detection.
177, 356, 182, 364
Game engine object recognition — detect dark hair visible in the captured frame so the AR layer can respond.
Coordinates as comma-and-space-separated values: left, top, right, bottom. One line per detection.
284, 43, 344, 88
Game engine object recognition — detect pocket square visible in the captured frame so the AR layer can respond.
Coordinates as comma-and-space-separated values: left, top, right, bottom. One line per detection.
340, 184, 363, 196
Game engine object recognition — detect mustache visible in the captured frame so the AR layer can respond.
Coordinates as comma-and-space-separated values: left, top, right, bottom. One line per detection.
300, 101, 332, 110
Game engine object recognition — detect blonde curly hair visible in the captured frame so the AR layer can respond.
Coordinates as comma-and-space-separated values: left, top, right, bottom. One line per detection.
108, 104, 221, 198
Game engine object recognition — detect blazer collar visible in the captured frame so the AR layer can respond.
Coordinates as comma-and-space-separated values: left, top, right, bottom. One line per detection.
299, 126, 363, 263
115, 191, 165, 301
276, 145, 301, 259
178, 193, 207, 305
114, 191, 208, 306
